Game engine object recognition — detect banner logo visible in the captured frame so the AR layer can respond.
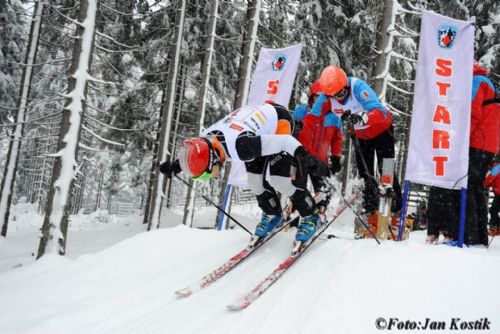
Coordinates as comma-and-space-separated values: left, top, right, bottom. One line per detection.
271, 54, 287, 71
438, 24, 457, 48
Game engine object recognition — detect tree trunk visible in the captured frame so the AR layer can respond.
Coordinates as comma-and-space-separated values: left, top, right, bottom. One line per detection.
371, 0, 395, 100
183, 0, 219, 227
95, 167, 104, 211
142, 88, 165, 225
166, 66, 187, 208
233, 0, 261, 109
215, 0, 261, 228
147, 0, 186, 231
0, 1, 44, 237
37, 0, 97, 258
183, 179, 196, 227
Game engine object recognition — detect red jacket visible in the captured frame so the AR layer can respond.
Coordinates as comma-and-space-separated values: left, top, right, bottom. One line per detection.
484, 163, 500, 195
470, 64, 499, 154
293, 88, 343, 164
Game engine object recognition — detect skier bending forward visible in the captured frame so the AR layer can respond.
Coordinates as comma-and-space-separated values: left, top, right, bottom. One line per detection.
159, 103, 325, 243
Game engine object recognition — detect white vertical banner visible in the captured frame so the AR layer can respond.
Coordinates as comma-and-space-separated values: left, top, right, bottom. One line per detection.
405, 11, 475, 189
247, 44, 302, 108
229, 44, 302, 187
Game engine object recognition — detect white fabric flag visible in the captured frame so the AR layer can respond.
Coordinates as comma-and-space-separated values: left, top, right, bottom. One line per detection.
229, 44, 302, 187
405, 11, 475, 189
247, 44, 302, 108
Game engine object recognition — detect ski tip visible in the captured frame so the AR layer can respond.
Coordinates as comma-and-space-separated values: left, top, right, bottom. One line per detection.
227, 300, 250, 311
175, 289, 193, 298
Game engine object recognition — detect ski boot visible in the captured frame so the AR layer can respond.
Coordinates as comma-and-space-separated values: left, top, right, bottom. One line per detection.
295, 214, 320, 242
442, 236, 458, 246
425, 235, 438, 245
254, 213, 282, 238
389, 213, 409, 240
356, 211, 378, 239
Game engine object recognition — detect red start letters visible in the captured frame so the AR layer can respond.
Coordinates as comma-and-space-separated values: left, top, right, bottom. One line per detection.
432, 58, 453, 176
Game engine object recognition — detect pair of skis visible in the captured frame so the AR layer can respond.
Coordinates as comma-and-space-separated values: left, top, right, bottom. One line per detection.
175, 211, 298, 297
175, 193, 358, 310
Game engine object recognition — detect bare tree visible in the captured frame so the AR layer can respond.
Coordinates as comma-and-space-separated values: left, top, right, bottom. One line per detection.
215, 0, 262, 228
182, 0, 219, 227
146, 0, 186, 230
372, 0, 396, 100
0, 1, 44, 237
37, 0, 97, 258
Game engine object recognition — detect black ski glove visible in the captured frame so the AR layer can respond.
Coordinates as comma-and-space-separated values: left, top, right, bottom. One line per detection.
340, 109, 352, 122
159, 160, 181, 179
342, 110, 368, 127
329, 156, 341, 174
307, 156, 330, 178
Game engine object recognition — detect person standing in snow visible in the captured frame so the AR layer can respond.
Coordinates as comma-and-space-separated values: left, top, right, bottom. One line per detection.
484, 160, 500, 236
292, 80, 343, 215
426, 61, 499, 245
426, 186, 462, 244
463, 62, 499, 246
159, 103, 326, 243
317, 65, 402, 237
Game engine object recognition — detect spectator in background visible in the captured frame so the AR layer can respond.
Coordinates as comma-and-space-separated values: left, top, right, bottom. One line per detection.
413, 202, 428, 231
484, 160, 500, 236
463, 62, 499, 246
292, 80, 343, 216
426, 62, 499, 246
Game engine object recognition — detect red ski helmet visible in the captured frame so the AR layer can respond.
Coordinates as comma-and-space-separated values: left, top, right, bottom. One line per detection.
178, 137, 225, 180
319, 66, 348, 96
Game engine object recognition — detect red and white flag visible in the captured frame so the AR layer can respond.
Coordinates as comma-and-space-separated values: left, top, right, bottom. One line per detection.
405, 11, 475, 189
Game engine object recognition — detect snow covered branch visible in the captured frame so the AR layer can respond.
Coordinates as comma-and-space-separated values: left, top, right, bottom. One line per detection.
81, 125, 125, 147
84, 113, 140, 132
387, 81, 414, 95
386, 102, 412, 116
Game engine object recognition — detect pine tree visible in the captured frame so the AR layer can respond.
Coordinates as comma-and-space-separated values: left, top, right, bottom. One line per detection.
0, 0, 27, 124
37, 0, 98, 258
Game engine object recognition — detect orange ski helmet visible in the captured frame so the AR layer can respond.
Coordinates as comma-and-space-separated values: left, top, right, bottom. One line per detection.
319, 66, 348, 96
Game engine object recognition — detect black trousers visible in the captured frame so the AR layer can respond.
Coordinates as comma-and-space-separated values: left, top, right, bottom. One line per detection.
427, 186, 461, 238
245, 153, 316, 217
427, 149, 494, 244
354, 126, 402, 214
489, 195, 500, 227
465, 148, 494, 245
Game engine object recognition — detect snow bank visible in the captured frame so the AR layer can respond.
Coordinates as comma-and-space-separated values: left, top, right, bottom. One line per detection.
1, 208, 500, 334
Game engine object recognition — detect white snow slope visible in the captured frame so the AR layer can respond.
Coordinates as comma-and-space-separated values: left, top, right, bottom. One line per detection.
1, 202, 500, 334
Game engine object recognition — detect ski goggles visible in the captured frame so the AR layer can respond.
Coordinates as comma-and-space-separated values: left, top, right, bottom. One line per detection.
192, 170, 216, 181
329, 86, 349, 100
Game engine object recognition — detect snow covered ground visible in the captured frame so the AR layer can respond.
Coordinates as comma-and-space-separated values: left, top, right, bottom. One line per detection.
1, 201, 500, 334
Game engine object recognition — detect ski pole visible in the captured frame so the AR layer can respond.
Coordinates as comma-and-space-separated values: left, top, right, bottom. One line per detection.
346, 121, 378, 184
341, 196, 381, 244
322, 178, 381, 244
174, 174, 252, 235
488, 235, 495, 249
